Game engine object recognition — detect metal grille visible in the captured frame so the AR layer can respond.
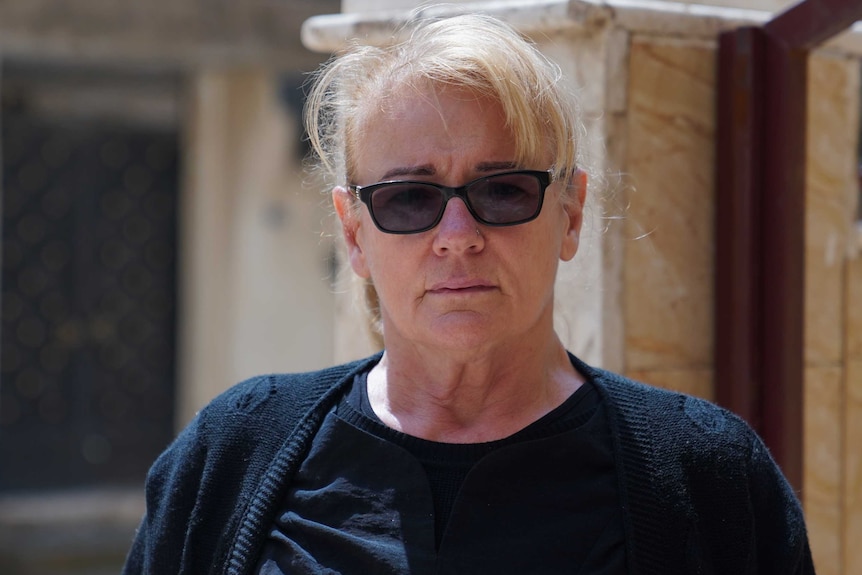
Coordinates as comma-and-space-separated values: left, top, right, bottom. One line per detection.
0, 111, 178, 491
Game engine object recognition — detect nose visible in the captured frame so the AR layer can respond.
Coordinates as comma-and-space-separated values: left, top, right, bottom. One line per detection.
432, 197, 484, 254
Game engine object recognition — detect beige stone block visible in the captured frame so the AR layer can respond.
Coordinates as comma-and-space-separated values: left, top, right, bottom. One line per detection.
849, 253, 862, 360
846, 360, 862, 575
542, 28, 620, 368
805, 54, 860, 365
624, 38, 715, 371
178, 70, 337, 427
803, 366, 843, 575
625, 367, 713, 402
675, 0, 794, 8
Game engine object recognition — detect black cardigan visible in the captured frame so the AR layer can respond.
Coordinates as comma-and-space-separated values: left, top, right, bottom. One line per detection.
122, 353, 815, 575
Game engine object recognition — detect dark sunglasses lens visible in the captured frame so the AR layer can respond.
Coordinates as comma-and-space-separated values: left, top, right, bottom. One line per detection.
469, 173, 543, 224
370, 183, 445, 232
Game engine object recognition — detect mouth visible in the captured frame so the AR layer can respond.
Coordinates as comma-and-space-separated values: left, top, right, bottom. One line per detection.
427, 279, 496, 295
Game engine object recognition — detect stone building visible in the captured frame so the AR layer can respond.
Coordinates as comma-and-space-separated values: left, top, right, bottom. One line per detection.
0, 0, 859, 574
0, 2, 341, 572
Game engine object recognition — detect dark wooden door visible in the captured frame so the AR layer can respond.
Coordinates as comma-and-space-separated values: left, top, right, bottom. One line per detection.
1, 111, 178, 490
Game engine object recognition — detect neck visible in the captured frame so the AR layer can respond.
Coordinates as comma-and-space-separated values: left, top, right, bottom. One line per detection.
367, 336, 583, 443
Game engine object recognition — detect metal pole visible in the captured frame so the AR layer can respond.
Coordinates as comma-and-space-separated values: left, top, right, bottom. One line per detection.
715, 0, 862, 491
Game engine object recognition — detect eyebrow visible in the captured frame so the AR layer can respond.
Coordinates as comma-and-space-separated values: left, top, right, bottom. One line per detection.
379, 161, 519, 181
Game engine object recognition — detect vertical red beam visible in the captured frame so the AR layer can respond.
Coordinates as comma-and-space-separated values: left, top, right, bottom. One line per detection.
716, 0, 862, 493
757, 35, 807, 491
715, 28, 764, 429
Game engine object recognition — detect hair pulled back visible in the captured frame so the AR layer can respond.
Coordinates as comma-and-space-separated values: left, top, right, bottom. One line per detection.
305, 13, 582, 197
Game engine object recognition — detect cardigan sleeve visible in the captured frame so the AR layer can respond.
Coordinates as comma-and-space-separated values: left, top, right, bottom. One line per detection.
121, 374, 289, 575
747, 433, 816, 574
120, 366, 358, 575
122, 411, 212, 575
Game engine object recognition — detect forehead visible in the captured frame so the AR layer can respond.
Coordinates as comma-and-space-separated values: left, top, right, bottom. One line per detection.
350, 85, 517, 179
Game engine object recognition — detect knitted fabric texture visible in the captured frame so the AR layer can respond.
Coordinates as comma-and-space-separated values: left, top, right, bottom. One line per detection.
122, 353, 815, 575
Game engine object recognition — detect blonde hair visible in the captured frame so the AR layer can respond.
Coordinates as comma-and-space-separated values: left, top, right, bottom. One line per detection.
305, 12, 583, 196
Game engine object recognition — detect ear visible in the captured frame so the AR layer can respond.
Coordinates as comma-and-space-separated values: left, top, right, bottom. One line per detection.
333, 186, 371, 278
559, 169, 588, 262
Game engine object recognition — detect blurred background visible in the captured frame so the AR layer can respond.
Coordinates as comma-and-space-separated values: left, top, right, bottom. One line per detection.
0, 1, 342, 573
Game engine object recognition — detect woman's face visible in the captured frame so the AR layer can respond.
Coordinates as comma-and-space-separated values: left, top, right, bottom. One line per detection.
334, 85, 585, 355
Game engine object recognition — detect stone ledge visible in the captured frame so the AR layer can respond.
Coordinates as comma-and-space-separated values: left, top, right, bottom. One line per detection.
302, 0, 862, 58
0, 487, 144, 525
0, 0, 340, 70
0, 488, 144, 575
301, 0, 772, 53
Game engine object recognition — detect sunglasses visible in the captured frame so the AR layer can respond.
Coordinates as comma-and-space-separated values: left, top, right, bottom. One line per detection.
349, 169, 553, 234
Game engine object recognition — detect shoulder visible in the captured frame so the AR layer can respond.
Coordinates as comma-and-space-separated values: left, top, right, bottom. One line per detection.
129, 355, 382, 573
571, 354, 756, 459
192, 353, 383, 438
143, 354, 382, 507
569, 356, 811, 572
585, 360, 751, 440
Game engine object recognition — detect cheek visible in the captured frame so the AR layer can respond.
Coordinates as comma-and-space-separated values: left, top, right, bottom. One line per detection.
530, 226, 567, 283
358, 231, 417, 289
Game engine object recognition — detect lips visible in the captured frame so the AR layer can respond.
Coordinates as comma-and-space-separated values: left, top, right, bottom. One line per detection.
427, 278, 495, 293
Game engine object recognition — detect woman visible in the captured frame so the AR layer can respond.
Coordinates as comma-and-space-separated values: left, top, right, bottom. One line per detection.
123, 13, 815, 575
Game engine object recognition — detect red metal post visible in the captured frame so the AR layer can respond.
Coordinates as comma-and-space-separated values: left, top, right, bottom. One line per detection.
715, 28, 764, 429
757, 35, 807, 491
715, 0, 862, 492
764, 0, 862, 48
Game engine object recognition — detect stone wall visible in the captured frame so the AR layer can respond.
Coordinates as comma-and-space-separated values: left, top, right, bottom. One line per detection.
803, 51, 862, 575
622, 36, 716, 400
177, 69, 337, 426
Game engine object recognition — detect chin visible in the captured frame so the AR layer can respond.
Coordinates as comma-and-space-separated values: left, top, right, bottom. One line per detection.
425, 315, 504, 348
384, 309, 511, 350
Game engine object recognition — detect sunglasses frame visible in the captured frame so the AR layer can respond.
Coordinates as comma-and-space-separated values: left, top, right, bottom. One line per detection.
349, 169, 553, 234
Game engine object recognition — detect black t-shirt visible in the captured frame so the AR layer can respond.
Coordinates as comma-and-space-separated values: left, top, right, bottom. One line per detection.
256, 373, 626, 574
